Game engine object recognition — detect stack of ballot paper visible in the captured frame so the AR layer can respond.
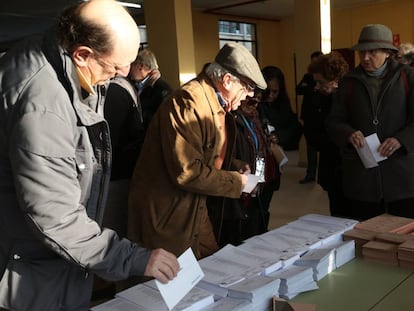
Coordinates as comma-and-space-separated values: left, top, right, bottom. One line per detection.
298, 214, 359, 231
115, 281, 215, 311
227, 275, 281, 311
266, 224, 325, 250
267, 265, 318, 299
375, 232, 414, 245
93, 214, 366, 311
324, 239, 356, 268
298, 214, 359, 230
261, 225, 323, 252
213, 244, 283, 276
398, 239, 414, 269
251, 231, 309, 258
238, 238, 288, 272
91, 297, 148, 311
110, 247, 211, 311
198, 297, 253, 311
355, 214, 414, 233
294, 248, 336, 281
362, 240, 399, 266
241, 236, 301, 268
343, 228, 377, 257
197, 253, 254, 297
286, 218, 352, 246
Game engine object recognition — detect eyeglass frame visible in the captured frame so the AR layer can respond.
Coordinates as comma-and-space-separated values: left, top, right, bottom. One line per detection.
229, 73, 255, 92
94, 55, 131, 72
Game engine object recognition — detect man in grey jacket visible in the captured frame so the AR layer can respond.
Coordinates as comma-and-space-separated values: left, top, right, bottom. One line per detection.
0, 0, 179, 310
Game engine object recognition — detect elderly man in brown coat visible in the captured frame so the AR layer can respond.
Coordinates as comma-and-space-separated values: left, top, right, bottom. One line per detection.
128, 43, 266, 259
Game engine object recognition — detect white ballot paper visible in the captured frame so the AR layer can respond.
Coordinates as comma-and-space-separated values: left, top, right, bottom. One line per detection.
356, 133, 387, 168
243, 174, 261, 194
155, 247, 204, 310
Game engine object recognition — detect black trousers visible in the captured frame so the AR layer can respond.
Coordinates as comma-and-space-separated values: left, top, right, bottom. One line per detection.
347, 197, 414, 221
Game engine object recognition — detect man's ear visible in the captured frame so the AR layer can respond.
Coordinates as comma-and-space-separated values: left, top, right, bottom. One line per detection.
72, 46, 94, 68
222, 72, 233, 90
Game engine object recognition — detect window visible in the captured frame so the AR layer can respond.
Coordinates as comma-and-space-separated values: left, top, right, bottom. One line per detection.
218, 20, 257, 57
138, 25, 148, 49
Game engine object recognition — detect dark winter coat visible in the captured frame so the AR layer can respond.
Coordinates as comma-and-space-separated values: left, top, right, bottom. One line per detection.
0, 31, 151, 311
327, 60, 414, 202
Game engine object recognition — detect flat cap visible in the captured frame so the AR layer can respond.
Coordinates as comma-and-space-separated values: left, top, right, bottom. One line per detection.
215, 42, 267, 90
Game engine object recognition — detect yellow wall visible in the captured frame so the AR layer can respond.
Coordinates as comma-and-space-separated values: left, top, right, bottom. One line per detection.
190, 0, 414, 112
192, 11, 220, 73
191, 12, 299, 112
192, 12, 282, 70
332, 0, 414, 58
188, 0, 414, 167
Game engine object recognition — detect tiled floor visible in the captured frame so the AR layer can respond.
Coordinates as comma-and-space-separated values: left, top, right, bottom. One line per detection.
268, 150, 330, 230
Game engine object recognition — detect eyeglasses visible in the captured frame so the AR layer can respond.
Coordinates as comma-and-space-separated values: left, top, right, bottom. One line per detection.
245, 95, 261, 106
95, 57, 130, 72
239, 78, 255, 92
230, 73, 255, 92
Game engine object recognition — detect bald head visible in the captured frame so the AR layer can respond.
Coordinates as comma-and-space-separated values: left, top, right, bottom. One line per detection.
59, 0, 140, 61
80, 0, 140, 61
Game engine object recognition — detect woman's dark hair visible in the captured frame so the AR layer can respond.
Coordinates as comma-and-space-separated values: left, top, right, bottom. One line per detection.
58, 2, 113, 56
261, 65, 290, 104
310, 51, 323, 60
308, 51, 349, 81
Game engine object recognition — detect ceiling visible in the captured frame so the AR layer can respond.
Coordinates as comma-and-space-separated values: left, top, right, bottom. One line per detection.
0, 0, 384, 45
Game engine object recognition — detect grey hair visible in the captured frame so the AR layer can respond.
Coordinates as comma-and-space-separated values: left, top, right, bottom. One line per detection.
134, 49, 159, 70
205, 62, 239, 84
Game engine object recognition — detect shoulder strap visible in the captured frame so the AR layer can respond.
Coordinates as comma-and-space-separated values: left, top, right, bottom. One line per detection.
400, 69, 410, 98
111, 76, 139, 108
111, 76, 143, 123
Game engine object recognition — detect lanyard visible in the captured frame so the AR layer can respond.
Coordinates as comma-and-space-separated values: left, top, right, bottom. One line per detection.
241, 114, 258, 152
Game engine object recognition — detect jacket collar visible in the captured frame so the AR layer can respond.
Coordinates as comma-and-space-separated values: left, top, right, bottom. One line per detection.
42, 30, 105, 127
195, 73, 226, 116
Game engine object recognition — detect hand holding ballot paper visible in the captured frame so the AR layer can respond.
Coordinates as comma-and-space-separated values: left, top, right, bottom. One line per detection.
353, 133, 403, 168
243, 174, 261, 194
155, 248, 204, 310
354, 133, 387, 168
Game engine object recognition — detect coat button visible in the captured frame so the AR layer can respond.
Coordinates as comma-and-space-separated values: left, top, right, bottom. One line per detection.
78, 163, 86, 170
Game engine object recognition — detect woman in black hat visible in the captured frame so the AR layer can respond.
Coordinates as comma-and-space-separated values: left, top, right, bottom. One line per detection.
326, 24, 414, 220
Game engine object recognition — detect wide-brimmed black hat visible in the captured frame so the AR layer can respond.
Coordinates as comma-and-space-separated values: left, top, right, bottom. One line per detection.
352, 24, 398, 51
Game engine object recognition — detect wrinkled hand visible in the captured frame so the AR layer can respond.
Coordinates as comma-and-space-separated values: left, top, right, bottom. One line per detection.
239, 164, 251, 175
239, 164, 251, 192
378, 137, 401, 157
349, 130, 365, 149
144, 248, 180, 284
148, 69, 161, 86
268, 133, 279, 144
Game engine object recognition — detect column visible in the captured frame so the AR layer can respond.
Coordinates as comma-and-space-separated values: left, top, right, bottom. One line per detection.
294, 0, 322, 167
143, 0, 196, 89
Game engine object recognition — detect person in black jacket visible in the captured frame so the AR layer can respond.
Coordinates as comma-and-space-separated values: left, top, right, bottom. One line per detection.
297, 51, 323, 184
307, 51, 349, 217
259, 66, 303, 151
216, 91, 280, 246
130, 48, 172, 130
102, 50, 172, 239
